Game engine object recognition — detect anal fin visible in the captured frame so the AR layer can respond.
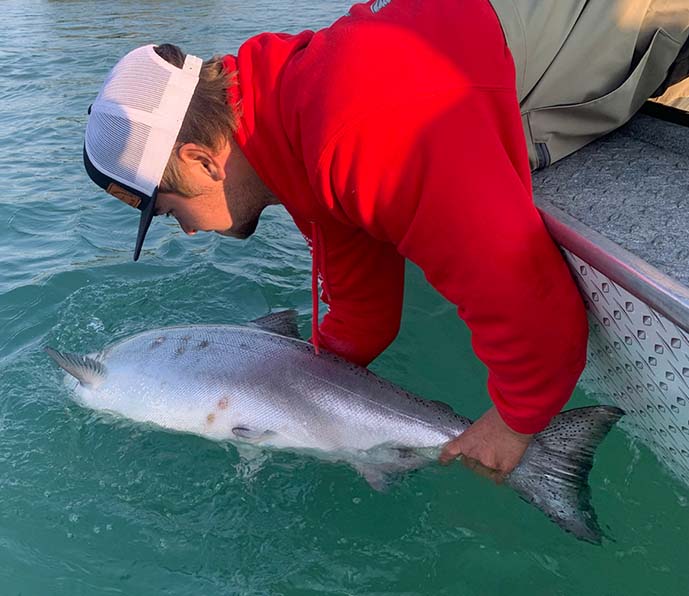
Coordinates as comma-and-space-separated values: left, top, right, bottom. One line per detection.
352, 448, 430, 492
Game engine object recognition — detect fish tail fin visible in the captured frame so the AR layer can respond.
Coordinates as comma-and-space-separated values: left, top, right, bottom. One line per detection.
507, 405, 624, 544
44, 347, 107, 387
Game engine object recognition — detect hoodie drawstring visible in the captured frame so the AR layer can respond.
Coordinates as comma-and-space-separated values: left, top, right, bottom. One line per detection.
311, 221, 321, 356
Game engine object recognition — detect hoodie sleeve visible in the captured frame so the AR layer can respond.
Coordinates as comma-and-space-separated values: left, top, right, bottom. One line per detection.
312, 86, 589, 434
313, 223, 406, 367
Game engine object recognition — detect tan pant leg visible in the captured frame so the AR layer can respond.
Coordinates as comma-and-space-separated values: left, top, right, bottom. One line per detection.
652, 34, 689, 110
488, 0, 689, 169
653, 78, 689, 110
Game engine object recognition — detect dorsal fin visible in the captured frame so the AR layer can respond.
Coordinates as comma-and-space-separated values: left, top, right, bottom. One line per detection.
249, 310, 302, 339
44, 347, 107, 387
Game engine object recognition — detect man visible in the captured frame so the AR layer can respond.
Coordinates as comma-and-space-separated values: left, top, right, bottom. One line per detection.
82, 0, 689, 478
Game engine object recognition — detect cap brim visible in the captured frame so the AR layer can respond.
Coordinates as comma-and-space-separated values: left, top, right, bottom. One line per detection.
133, 189, 157, 262
84, 144, 158, 262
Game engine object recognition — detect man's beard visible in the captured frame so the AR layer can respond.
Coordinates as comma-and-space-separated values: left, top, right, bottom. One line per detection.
217, 215, 260, 239
219, 171, 275, 239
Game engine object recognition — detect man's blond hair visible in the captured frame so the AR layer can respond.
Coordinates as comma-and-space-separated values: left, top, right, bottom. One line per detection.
154, 44, 238, 196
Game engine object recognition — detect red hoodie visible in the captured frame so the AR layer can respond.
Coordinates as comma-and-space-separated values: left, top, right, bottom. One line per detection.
222, 0, 588, 434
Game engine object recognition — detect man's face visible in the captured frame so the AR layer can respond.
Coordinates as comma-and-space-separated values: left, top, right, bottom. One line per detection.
155, 186, 233, 237
154, 141, 272, 239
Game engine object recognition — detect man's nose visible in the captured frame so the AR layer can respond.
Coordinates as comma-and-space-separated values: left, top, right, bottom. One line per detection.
179, 222, 197, 235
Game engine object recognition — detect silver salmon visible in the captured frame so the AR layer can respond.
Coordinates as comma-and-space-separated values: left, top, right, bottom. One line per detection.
46, 310, 622, 543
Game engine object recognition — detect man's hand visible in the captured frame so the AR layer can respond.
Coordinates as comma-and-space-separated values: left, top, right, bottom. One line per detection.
439, 406, 532, 482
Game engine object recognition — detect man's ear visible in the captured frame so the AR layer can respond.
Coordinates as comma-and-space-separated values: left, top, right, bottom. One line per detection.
176, 143, 227, 182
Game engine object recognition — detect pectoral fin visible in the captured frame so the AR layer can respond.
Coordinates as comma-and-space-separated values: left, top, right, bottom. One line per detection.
232, 426, 275, 443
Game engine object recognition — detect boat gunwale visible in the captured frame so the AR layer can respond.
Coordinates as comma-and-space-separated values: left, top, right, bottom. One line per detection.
536, 199, 689, 334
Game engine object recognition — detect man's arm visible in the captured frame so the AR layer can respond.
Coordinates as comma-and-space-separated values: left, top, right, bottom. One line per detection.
313, 87, 588, 473
394, 91, 588, 439
394, 91, 588, 472
312, 223, 406, 367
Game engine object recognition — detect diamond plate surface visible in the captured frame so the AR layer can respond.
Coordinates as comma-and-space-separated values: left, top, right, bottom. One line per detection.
564, 250, 689, 487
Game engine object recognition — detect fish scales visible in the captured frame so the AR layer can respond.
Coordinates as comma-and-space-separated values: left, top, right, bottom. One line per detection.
46, 310, 623, 543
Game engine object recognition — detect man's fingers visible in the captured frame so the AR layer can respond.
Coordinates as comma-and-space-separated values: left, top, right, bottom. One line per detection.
460, 456, 506, 484
438, 442, 507, 484
439, 440, 462, 465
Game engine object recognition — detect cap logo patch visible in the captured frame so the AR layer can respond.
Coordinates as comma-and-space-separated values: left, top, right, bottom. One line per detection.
107, 183, 142, 209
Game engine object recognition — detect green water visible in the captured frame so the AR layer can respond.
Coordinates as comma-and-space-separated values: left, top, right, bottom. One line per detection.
1, 1, 687, 594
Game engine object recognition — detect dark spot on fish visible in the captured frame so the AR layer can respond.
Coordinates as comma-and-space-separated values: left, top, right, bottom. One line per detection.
207, 413, 215, 425
198, 340, 210, 349
150, 336, 166, 349
175, 336, 190, 356
217, 397, 229, 410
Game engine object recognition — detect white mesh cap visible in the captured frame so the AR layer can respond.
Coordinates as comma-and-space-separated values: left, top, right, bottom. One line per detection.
85, 44, 203, 198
